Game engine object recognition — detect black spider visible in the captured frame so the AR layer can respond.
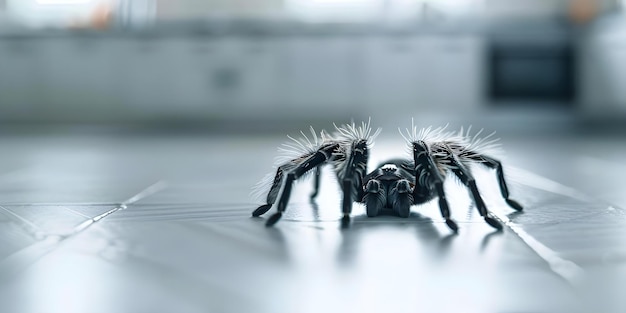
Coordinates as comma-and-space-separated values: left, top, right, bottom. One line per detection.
252, 121, 523, 232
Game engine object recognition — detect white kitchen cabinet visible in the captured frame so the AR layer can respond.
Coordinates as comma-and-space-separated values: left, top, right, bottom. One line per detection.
115, 36, 284, 119
282, 37, 361, 117
362, 36, 426, 112
37, 37, 123, 120
421, 36, 484, 112
579, 39, 607, 111
116, 36, 243, 119
363, 35, 484, 115
173, 37, 230, 116
181, 37, 285, 119
0, 38, 43, 117
228, 37, 283, 117
190, 37, 240, 116
0, 31, 488, 123
580, 32, 626, 115
117, 37, 195, 117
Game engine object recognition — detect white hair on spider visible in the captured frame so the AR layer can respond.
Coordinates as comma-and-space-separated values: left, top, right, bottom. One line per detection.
399, 119, 462, 145
275, 126, 331, 165
333, 118, 382, 148
454, 125, 504, 158
251, 126, 331, 202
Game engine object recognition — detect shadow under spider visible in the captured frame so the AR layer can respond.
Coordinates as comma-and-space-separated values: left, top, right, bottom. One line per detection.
255, 200, 505, 268
336, 211, 452, 266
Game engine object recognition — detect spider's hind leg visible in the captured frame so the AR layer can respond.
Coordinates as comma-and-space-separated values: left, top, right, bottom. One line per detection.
470, 154, 523, 211
444, 147, 502, 231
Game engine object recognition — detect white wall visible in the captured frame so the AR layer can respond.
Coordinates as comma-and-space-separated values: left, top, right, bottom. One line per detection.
154, 0, 617, 21
6, 0, 104, 27
156, 0, 284, 19
484, 0, 619, 18
4, 0, 622, 26
5, 0, 156, 28
485, 0, 564, 17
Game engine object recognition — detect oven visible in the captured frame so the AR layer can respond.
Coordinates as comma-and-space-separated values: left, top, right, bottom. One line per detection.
488, 40, 575, 106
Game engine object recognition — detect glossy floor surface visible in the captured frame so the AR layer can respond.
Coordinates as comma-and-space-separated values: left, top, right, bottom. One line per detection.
0, 130, 625, 313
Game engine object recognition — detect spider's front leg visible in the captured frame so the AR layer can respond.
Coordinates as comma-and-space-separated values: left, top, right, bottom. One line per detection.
262, 143, 340, 227
339, 140, 369, 228
252, 164, 289, 217
412, 141, 459, 232
253, 163, 323, 217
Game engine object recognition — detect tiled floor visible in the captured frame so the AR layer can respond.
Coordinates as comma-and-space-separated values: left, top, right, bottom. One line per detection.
0, 131, 625, 313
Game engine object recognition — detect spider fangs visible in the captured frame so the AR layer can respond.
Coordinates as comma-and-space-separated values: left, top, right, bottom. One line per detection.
252, 121, 523, 232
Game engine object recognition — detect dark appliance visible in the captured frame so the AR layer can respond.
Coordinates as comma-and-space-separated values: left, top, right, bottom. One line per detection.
489, 41, 575, 105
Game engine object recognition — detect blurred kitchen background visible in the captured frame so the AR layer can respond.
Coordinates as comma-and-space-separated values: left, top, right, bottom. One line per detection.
4, 3, 626, 313
0, 0, 625, 133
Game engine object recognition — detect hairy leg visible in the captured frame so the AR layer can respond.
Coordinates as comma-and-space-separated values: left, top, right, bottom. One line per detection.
265, 143, 339, 227
411, 141, 458, 232
445, 149, 502, 231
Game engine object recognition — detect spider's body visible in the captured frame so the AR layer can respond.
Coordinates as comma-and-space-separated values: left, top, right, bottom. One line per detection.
252, 121, 523, 232
362, 160, 423, 215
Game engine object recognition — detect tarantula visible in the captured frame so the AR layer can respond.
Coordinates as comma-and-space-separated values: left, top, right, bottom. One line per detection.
252, 121, 523, 232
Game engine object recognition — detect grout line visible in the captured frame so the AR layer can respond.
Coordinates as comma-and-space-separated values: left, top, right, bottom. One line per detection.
69, 181, 168, 234
62, 206, 92, 219
495, 167, 589, 286
70, 206, 124, 235
0, 180, 169, 274
492, 211, 585, 286
0, 205, 44, 239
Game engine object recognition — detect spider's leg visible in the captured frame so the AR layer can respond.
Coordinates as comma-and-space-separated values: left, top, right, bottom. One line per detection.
339, 140, 369, 228
469, 154, 523, 211
266, 143, 340, 227
444, 148, 502, 231
412, 142, 458, 232
253, 164, 290, 217
390, 179, 413, 218
310, 166, 322, 200
363, 179, 385, 217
